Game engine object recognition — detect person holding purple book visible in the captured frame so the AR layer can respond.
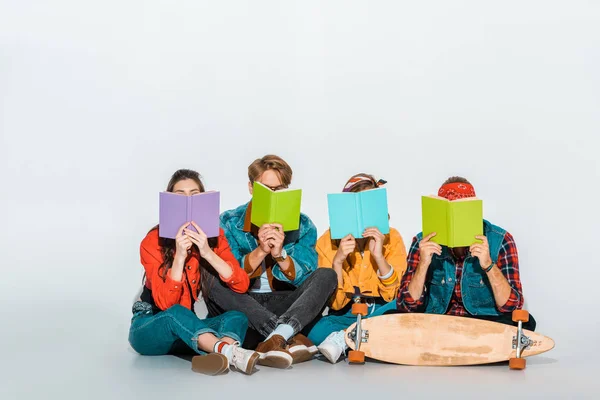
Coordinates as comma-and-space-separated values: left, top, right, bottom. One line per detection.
205, 155, 338, 369
129, 169, 260, 376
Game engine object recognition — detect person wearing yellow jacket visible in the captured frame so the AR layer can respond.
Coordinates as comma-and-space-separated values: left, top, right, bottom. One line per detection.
307, 173, 408, 363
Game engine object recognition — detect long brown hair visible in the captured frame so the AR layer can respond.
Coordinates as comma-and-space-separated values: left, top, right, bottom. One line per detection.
148, 169, 218, 300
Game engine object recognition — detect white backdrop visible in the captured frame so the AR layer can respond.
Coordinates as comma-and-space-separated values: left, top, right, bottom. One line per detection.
1, 1, 599, 398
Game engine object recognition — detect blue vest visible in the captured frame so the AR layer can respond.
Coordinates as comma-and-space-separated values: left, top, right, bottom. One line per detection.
416, 220, 506, 316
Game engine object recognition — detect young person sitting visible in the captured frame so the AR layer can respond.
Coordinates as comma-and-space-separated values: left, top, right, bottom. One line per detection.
396, 176, 536, 331
308, 174, 408, 363
129, 169, 259, 375
205, 155, 338, 369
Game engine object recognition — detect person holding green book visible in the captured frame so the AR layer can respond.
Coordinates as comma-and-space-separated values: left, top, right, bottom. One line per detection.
204, 155, 338, 369
397, 176, 536, 330
307, 173, 408, 364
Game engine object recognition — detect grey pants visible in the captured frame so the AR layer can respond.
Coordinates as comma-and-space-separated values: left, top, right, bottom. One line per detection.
205, 268, 338, 346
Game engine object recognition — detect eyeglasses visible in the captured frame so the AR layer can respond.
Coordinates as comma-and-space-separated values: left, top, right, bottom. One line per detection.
265, 184, 288, 191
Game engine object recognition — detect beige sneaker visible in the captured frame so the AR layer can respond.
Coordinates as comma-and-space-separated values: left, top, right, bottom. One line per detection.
255, 335, 293, 369
229, 343, 260, 375
287, 334, 318, 364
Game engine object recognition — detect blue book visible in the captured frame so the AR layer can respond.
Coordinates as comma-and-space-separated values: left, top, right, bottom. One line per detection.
327, 188, 390, 239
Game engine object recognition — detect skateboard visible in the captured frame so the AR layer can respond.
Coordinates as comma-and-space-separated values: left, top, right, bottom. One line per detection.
345, 301, 554, 369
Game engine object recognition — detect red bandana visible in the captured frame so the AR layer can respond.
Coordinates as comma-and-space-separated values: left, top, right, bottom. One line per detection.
438, 182, 476, 201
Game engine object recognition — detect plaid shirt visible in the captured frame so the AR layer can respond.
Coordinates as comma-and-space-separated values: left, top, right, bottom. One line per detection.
397, 232, 523, 315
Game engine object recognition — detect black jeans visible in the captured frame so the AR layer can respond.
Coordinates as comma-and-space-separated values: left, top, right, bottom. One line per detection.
205, 268, 338, 349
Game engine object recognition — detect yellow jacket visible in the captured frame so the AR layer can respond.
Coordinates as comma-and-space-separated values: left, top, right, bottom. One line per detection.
316, 228, 408, 311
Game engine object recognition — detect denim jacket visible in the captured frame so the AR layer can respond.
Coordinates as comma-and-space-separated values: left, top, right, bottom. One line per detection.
416, 220, 507, 316
220, 202, 318, 287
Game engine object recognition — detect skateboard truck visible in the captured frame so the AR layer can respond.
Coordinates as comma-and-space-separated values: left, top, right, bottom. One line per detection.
348, 296, 369, 364
509, 310, 530, 370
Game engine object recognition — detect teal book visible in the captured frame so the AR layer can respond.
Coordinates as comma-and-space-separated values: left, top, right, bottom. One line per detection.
421, 195, 483, 248
250, 182, 302, 231
328, 188, 390, 239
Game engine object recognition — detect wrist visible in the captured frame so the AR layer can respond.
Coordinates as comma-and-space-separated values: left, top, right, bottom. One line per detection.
202, 249, 216, 263
333, 258, 344, 269
255, 247, 269, 259
373, 254, 385, 264
483, 261, 495, 273
174, 252, 187, 263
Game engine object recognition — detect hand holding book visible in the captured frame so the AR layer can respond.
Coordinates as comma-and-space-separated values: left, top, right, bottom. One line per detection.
470, 235, 493, 270
184, 221, 212, 258
363, 227, 385, 260
418, 232, 442, 269
333, 234, 356, 266
175, 222, 194, 261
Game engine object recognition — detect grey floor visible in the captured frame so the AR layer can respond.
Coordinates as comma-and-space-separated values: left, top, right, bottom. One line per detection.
2, 298, 598, 400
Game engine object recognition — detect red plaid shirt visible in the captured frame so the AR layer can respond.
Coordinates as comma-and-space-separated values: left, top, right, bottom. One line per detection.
397, 232, 523, 315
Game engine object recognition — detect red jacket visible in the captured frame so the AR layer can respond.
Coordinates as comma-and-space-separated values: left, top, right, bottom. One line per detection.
140, 228, 249, 311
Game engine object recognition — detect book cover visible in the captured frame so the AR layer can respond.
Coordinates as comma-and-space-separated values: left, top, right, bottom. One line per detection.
159, 191, 220, 239
250, 182, 302, 231
328, 188, 390, 239
421, 195, 483, 247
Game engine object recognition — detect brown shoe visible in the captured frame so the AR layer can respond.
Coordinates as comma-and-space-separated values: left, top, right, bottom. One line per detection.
287, 334, 318, 364
191, 353, 229, 376
255, 335, 293, 369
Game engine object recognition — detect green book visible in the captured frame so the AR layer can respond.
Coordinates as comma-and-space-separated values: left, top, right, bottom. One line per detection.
250, 182, 302, 231
421, 195, 483, 248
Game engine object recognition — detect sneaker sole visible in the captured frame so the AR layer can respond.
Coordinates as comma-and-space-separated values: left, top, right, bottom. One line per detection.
240, 351, 261, 375
191, 353, 229, 375
318, 346, 341, 364
288, 345, 319, 364
257, 351, 293, 369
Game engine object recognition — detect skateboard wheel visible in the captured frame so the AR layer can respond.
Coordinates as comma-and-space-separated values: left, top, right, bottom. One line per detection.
352, 303, 368, 316
348, 350, 365, 364
509, 357, 526, 370
512, 310, 530, 323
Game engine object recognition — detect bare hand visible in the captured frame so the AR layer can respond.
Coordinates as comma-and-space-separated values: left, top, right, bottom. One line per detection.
175, 222, 193, 260
470, 235, 493, 271
268, 223, 285, 257
418, 232, 442, 269
363, 227, 385, 260
257, 224, 275, 254
184, 222, 211, 258
334, 234, 356, 265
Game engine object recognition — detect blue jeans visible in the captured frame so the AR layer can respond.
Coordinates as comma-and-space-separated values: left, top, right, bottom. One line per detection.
307, 300, 397, 345
129, 304, 249, 355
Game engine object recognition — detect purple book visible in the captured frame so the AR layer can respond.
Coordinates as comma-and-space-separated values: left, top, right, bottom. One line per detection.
158, 191, 221, 239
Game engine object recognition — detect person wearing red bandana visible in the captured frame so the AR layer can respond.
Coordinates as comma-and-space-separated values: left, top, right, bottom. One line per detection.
396, 176, 536, 330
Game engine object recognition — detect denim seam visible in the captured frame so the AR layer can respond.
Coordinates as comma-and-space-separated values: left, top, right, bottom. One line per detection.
277, 315, 302, 334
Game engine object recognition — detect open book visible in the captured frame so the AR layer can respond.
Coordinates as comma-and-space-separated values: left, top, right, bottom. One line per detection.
250, 182, 302, 231
159, 191, 220, 239
327, 188, 390, 239
421, 195, 483, 248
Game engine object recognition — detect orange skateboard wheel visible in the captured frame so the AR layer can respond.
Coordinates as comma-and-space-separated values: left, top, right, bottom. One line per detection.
512, 310, 530, 323
509, 357, 526, 370
348, 350, 365, 364
352, 303, 368, 316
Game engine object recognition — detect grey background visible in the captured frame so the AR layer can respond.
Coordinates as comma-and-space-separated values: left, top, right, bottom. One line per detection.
1, 1, 599, 398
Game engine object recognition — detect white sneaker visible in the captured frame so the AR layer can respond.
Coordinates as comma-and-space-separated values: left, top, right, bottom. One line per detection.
317, 330, 348, 364
229, 342, 260, 375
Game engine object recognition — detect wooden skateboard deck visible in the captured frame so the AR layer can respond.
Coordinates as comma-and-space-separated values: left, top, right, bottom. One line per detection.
345, 314, 554, 366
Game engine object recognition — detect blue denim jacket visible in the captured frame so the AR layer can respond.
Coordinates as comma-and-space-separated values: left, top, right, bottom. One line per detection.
416, 220, 507, 316
220, 202, 318, 287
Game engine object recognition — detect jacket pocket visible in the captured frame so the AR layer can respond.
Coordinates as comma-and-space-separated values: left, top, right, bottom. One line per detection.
464, 273, 495, 309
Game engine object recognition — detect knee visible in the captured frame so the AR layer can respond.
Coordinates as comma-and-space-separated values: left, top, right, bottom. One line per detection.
315, 268, 338, 289
224, 310, 248, 326
164, 304, 187, 315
